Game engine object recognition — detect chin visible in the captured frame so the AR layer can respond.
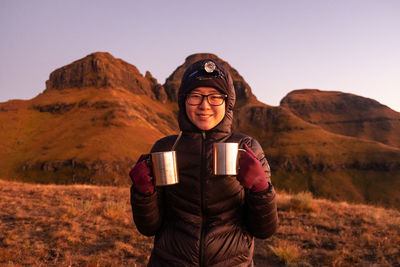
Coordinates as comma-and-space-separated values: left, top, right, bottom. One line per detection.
196, 124, 213, 131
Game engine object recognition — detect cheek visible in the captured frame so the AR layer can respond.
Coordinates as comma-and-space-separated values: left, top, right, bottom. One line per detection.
215, 106, 226, 121
185, 103, 195, 120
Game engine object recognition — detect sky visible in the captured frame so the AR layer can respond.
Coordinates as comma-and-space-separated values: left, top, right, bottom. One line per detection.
1, 0, 399, 111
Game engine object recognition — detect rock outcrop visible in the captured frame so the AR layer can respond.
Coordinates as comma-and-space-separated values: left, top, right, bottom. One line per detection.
280, 89, 400, 148
2, 52, 400, 209
145, 71, 168, 103
163, 53, 255, 102
45, 52, 168, 102
20, 158, 134, 185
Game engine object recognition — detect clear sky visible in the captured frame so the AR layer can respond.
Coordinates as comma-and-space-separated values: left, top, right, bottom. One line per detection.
1, 0, 399, 111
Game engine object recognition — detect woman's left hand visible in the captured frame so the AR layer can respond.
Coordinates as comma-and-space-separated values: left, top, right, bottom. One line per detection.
237, 144, 269, 192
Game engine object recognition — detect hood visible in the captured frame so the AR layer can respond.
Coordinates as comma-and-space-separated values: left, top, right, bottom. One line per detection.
177, 59, 236, 135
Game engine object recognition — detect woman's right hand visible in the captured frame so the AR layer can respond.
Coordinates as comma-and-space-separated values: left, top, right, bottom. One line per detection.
129, 154, 154, 195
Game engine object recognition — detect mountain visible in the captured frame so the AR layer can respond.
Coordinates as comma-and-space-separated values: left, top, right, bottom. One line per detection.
280, 89, 400, 148
162, 54, 400, 208
234, 100, 400, 208
45, 52, 168, 102
0, 52, 177, 185
1, 52, 399, 209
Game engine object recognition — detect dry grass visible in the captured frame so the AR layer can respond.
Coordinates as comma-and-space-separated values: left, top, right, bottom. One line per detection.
0, 180, 153, 266
268, 241, 300, 264
278, 191, 319, 213
257, 191, 400, 266
1, 180, 399, 266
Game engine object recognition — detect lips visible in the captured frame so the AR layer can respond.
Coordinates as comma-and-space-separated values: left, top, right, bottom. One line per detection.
196, 114, 212, 120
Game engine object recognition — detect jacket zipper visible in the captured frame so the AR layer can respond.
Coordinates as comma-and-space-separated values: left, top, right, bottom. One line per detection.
199, 131, 206, 266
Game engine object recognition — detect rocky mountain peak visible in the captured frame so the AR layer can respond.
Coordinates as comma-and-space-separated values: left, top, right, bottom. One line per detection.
45, 52, 167, 102
163, 53, 255, 102
280, 89, 400, 147
2, 52, 400, 209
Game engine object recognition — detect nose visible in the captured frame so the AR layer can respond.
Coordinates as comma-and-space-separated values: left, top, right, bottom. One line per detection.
198, 96, 211, 109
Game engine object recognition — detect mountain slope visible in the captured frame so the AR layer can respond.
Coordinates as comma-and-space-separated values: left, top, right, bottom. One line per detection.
1, 52, 399, 209
280, 89, 400, 148
163, 53, 400, 208
0, 53, 178, 185
233, 100, 400, 208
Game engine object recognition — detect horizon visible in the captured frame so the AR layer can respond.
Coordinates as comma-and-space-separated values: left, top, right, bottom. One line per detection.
1, 0, 399, 112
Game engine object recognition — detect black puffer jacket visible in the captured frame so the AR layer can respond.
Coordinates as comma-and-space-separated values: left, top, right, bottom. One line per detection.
131, 60, 278, 266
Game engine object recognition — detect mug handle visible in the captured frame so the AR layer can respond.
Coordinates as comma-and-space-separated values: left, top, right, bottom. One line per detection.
237, 148, 247, 170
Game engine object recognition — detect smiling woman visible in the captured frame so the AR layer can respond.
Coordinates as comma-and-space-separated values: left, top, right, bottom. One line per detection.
185, 87, 226, 130
129, 59, 278, 266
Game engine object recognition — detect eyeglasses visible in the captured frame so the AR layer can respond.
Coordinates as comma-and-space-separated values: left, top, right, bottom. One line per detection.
186, 93, 227, 106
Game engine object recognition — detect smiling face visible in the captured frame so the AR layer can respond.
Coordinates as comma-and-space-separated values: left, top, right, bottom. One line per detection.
185, 87, 226, 131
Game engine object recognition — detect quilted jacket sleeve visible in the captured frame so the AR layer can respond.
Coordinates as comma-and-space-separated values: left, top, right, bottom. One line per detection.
130, 136, 176, 236
241, 137, 279, 239
130, 186, 164, 236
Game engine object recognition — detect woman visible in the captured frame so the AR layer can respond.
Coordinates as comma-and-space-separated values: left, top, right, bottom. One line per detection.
130, 59, 278, 266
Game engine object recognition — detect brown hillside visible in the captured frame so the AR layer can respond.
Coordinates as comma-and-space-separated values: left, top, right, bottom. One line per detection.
281, 89, 400, 148
233, 100, 400, 208
1, 52, 399, 209
0, 53, 178, 185
1, 180, 399, 266
164, 54, 400, 208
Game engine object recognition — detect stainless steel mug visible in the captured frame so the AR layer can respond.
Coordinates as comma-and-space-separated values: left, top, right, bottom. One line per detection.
151, 151, 179, 186
213, 143, 245, 175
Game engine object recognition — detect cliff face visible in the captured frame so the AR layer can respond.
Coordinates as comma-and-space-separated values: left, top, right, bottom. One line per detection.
163, 53, 255, 103
0, 52, 178, 186
46, 52, 168, 103
280, 89, 400, 148
1, 52, 399, 209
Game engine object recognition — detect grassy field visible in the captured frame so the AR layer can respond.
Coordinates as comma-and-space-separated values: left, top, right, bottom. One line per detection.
1, 180, 399, 266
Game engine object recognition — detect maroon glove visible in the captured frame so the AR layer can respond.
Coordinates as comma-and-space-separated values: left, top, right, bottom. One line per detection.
238, 144, 269, 192
129, 154, 154, 195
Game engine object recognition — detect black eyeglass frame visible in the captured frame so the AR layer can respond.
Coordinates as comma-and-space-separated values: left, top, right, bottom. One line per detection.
186, 93, 228, 106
